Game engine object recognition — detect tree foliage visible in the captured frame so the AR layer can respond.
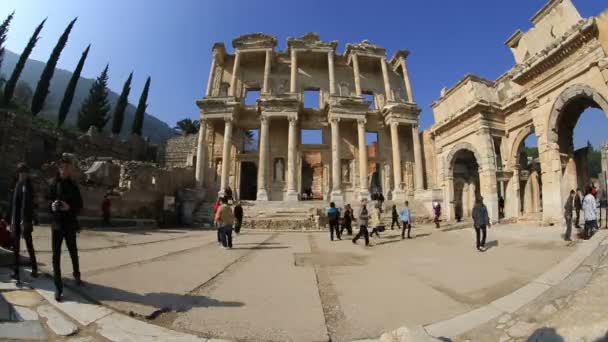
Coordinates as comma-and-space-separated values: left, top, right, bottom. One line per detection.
77, 65, 110, 132
57, 44, 89, 127
0, 11, 15, 78
31, 18, 77, 115
2, 18, 45, 106
111, 72, 132, 134
132, 76, 150, 136
174, 118, 199, 135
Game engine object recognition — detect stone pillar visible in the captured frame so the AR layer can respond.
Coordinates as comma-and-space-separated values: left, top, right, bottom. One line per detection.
352, 54, 362, 96
390, 121, 405, 201
262, 49, 271, 94
411, 124, 424, 191
229, 52, 240, 97
357, 119, 370, 201
195, 119, 207, 188
205, 55, 216, 97
499, 180, 505, 199
290, 49, 298, 93
218, 118, 233, 197
540, 142, 563, 224
330, 117, 344, 203
286, 116, 299, 201
380, 58, 393, 102
445, 175, 455, 221
257, 116, 270, 200
328, 50, 336, 95
399, 57, 414, 102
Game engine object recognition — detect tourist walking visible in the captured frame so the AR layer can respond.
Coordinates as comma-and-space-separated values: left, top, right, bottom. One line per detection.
390, 204, 401, 230
8, 163, 38, 282
369, 204, 383, 238
327, 202, 341, 241
472, 197, 490, 252
101, 194, 111, 226
582, 186, 598, 240
214, 197, 235, 248
233, 201, 243, 235
212, 198, 222, 244
400, 201, 412, 239
352, 204, 370, 246
498, 196, 505, 219
340, 204, 354, 236
574, 189, 583, 228
564, 190, 575, 241
48, 156, 83, 301
433, 202, 441, 228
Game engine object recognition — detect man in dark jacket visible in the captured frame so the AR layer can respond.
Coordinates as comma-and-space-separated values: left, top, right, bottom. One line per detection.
8, 163, 38, 282
47, 156, 83, 301
233, 202, 243, 234
564, 190, 575, 242
472, 197, 490, 252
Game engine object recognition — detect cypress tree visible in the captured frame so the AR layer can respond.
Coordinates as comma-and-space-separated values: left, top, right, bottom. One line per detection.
77, 64, 110, 132
111, 72, 132, 135
31, 18, 77, 115
57, 44, 90, 127
3, 18, 45, 106
131, 76, 150, 136
0, 11, 15, 77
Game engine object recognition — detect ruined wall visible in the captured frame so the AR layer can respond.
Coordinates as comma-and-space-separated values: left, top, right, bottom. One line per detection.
160, 134, 198, 168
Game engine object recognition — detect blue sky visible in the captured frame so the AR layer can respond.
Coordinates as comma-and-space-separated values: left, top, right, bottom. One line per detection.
1, 0, 606, 147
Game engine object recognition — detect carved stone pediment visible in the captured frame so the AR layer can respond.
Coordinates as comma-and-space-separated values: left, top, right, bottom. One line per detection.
258, 94, 300, 113
345, 40, 386, 57
287, 32, 338, 51
328, 95, 371, 115
232, 33, 278, 50
197, 97, 240, 116
382, 102, 421, 123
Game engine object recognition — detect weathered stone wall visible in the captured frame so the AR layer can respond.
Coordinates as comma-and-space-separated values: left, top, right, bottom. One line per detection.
0, 111, 31, 202
159, 134, 197, 168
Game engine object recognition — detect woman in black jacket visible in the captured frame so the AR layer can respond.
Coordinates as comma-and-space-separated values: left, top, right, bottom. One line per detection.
8, 163, 38, 282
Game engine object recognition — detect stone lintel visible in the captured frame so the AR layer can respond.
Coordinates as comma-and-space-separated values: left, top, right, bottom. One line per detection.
345, 40, 386, 59
431, 100, 501, 135
197, 97, 240, 118
232, 33, 278, 50
389, 49, 411, 68
328, 95, 371, 115
258, 94, 301, 114
287, 32, 338, 52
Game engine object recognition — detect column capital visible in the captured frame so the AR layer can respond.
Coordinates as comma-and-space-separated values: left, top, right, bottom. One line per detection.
287, 116, 298, 124
259, 115, 269, 123
390, 121, 400, 128
357, 118, 367, 125
330, 117, 341, 124
223, 116, 234, 123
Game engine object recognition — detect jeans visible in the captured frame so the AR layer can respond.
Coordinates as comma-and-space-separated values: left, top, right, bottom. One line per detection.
401, 221, 411, 239
564, 215, 573, 240
329, 220, 341, 240
475, 225, 487, 248
584, 220, 597, 239
52, 228, 80, 293
221, 224, 233, 248
391, 217, 401, 230
352, 226, 369, 246
12, 223, 37, 277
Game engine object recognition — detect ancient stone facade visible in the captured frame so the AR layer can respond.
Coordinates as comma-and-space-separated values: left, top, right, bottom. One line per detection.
159, 133, 198, 168
428, 0, 608, 224
195, 33, 422, 204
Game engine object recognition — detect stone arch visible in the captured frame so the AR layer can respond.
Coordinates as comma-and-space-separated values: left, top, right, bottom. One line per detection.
546, 84, 608, 144
445, 142, 483, 173
507, 124, 535, 169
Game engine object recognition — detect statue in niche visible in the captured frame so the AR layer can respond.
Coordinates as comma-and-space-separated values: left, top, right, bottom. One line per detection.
339, 82, 350, 97
404, 161, 414, 190
277, 79, 289, 95
341, 160, 351, 183
215, 159, 222, 182
275, 158, 285, 182
219, 82, 229, 97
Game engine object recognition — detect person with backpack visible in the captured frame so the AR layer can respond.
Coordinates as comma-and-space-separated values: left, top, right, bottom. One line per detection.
472, 197, 490, 252
214, 197, 235, 249
400, 201, 412, 239
352, 203, 370, 246
390, 204, 401, 230
47, 156, 83, 301
327, 202, 341, 241
233, 201, 243, 235
340, 204, 354, 236
8, 163, 38, 282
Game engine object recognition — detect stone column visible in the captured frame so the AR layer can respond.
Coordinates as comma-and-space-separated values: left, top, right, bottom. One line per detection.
195, 119, 207, 188
399, 57, 414, 102
390, 121, 405, 200
218, 118, 233, 197
352, 54, 362, 96
229, 52, 240, 97
357, 119, 370, 201
205, 55, 216, 97
262, 49, 272, 94
286, 116, 299, 201
257, 116, 270, 200
540, 142, 563, 224
290, 49, 298, 93
330, 117, 344, 203
380, 58, 393, 102
328, 50, 336, 95
411, 124, 424, 191
499, 180, 505, 199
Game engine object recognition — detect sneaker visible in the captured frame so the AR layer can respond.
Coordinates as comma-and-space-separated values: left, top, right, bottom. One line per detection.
31, 269, 39, 278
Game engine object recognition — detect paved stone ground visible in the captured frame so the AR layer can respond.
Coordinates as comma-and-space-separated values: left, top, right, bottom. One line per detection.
455, 229, 608, 342
0, 222, 588, 341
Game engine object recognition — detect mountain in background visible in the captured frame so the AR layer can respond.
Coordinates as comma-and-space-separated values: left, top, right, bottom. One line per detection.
1, 50, 175, 143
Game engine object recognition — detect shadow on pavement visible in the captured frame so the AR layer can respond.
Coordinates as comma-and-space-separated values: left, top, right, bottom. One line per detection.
526, 327, 565, 341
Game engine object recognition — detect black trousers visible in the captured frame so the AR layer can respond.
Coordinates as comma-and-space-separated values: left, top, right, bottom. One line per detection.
401, 221, 411, 239
390, 217, 401, 230
234, 218, 242, 234
340, 221, 352, 236
475, 225, 487, 248
12, 223, 37, 276
575, 209, 581, 227
329, 220, 341, 240
52, 228, 80, 293
352, 226, 369, 246
220, 225, 233, 248
370, 227, 381, 237
564, 215, 573, 240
